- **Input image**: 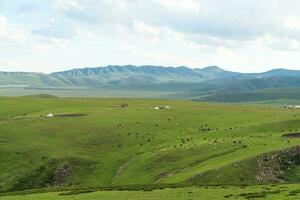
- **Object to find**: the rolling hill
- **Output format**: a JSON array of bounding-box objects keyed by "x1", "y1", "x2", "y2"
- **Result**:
[
  {"x1": 1, "y1": 96, "x2": 300, "y2": 199},
  {"x1": 0, "y1": 65, "x2": 277, "y2": 88},
  {"x1": 1, "y1": 65, "x2": 300, "y2": 102}
]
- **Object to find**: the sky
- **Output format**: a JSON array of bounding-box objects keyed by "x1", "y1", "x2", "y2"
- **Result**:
[{"x1": 1, "y1": 0, "x2": 300, "y2": 73}]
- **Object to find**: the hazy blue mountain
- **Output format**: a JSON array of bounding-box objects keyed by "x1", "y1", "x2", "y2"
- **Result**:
[
  {"x1": 211, "y1": 76, "x2": 300, "y2": 93},
  {"x1": 1, "y1": 65, "x2": 300, "y2": 102},
  {"x1": 256, "y1": 68, "x2": 300, "y2": 77},
  {"x1": 48, "y1": 65, "x2": 245, "y2": 88},
  {"x1": 51, "y1": 65, "x2": 243, "y2": 81},
  {"x1": 51, "y1": 65, "x2": 199, "y2": 77},
  {"x1": 0, "y1": 72, "x2": 69, "y2": 87},
  {"x1": 50, "y1": 65, "x2": 207, "y2": 86},
  {"x1": 194, "y1": 66, "x2": 243, "y2": 79}
]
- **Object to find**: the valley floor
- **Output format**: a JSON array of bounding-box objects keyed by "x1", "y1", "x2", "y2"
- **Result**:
[{"x1": 1, "y1": 184, "x2": 300, "y2": 200}]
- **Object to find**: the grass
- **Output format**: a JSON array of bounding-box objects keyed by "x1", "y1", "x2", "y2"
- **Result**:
[
  {"x1": 1, "y1": 96, "x2": 300, "y2": 199},
  {"x1": 1, "y1": 184, "x2": 300, "y2": 200},
  {"x1": 0, "y1": 88, "x2": 179, "y2": 98}
]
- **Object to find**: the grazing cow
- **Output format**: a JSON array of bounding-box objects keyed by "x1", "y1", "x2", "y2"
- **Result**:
[{"x1": 121, "y1": 103, "x2": 128, "y2": 108}]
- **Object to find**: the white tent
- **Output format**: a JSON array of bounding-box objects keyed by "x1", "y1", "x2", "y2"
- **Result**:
[
  {"x1": 154, "y1": 107, "x2": 159, "y2": 110},
  {"x1": 46, "y1": 113, "x2": 54, "y2": 118}
]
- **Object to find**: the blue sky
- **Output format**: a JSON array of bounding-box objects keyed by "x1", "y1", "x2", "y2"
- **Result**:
[{"x1": 1, "y1": 0, "x2": 300, "y2": 73}]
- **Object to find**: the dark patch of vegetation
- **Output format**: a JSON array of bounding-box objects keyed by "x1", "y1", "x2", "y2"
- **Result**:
[
  {"x1": 256, "y1": 146, "x2": 300, "y2": 183},
  {"x1": 238, "y1": 190, "x2": 281, "y2": 199},
  {"x1": 10, "y1": 159, "x2": 62, "y2": 191},
  {"x1": 224, "y1": 194, "x2": 233, "y2": 198},
  {"x1": 238, "y1": 191, "x2": 267, "y2": 199},
  {"x1": 54, "y1": 113, "x2": 87, "y2": 118},
  {"x1": 59, "y1": 189, "x2": 96, "y2": 196},
  {"x1": 282, "y1": 132, "x2": 300, "y2": 138},
  {"x1": 287, "y1": 189, "x2": 300, "y2": 196},
  {"x1": 9, "y1": 158, "x2": 95, "y2": 192},
  {"x1": 23, "y1": 94, "x2": 58, "y2": 98}
]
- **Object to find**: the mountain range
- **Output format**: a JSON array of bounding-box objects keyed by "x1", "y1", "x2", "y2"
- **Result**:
[{"x1": 1, "y1": 65, "x2": 300, "y2": 102}]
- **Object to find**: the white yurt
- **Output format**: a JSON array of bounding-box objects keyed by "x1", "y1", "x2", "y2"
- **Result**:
[{"x1": 46, "y1": 113, "x2": 54, "y2": 118}]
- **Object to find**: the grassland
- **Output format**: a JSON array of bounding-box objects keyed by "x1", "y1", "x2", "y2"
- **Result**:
[
  {"x1": 0, "y1": 87, "x2": 178, "y2": 98},
  {"x1": 2, "y1": 184, "x2": 300, "y2": 200},
  {"x1": 1, "y1": 96, "x2": 300, "y2": 199}
]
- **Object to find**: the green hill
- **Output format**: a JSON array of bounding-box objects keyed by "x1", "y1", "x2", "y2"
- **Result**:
[
  {"x1": 1, "y1": 96, "x2": 300, "y2": 196},
  {"x1": 197, "y1": 90, "x2": 300, "y2": 102}
]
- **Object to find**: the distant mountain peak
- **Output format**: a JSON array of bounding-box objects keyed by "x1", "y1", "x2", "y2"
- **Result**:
[
  {"x1": 193, "y1": 66, "x2": 240, "y2": 79},
  {"x1": 260, "y1": 68, "x2": 300, "y2": 77},
  {"x1": 200, "y1": 66, "x2": 225, "y2": 72}
]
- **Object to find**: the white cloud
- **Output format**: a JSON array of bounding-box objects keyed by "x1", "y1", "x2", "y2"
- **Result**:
[
  {"x1": 217, "y1": 47, "x2": 240, "y2": 61},
  {"x1": 114, "y1": 46, "x2": 203, "y2": 67},
  {"x1": 255, "y1": 34, "x2": 300, "y2": 51},
  {"x1": 52, "y1": 0, "x2": 83, "y2": 11},
  {"x1": 0, "y1": 60, "x2": 19, "y2": 69},
  {"x1": 134, "y1": 20, "x2": 159, "y2": 36},
  {"x1": 33, "y1": 44, "x2": 50, "y2": 53},
  {"x1": 154, "y1": 0, "x2": 201, "y2": 12},
  {"x1": 0, "y1": 15, "x2": 28, "y2": 42},
  {"x1": 284, "y1": 16, "x2": 300, "y2": 30},
  {"x1": 1, "y1": 0, "x2": 300, "y2": 72},
  {"x1": 0, "y1": 15, "x2": 7, "y2": 29}
]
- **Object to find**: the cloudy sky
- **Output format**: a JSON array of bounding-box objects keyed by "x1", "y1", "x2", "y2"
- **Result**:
[{"x1": 1, "y1": 0, "x2": 300, "y2": 73}]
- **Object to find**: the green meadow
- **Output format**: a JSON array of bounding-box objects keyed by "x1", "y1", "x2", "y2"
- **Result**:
[
  {"x1": 2, "y1": 184, "x2": 300, "y2": 200},
  {"x1": 1, "y1": 96, "x2": 300, "y2": 199}
]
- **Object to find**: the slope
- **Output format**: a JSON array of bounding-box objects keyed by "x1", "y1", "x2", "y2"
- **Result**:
[{"x1": 1, "y1": 97, "x2": 300, "y2": 193}]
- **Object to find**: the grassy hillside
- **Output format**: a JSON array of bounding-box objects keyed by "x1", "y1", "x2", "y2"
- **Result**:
[
  {"x1": 0, "y1": 88, "x2": 178, "y2": 98},
  {"x1": 196, "y1": 88, "x2": 300, "y2": 103},
  {"x1": 197, "y1": 91, "x2": 300, "y2": 102},
  {"x1": 1, "y1": 96, "x2": 300, "y2": 193}
]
